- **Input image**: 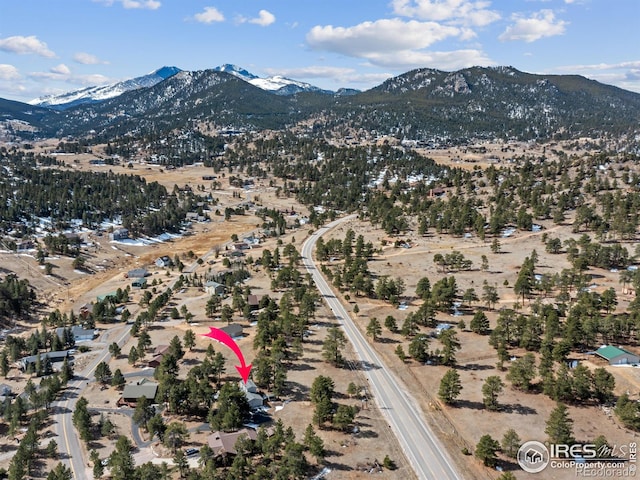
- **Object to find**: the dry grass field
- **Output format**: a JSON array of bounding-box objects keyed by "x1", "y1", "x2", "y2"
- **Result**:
[
  {"x1": 2, "y1": 144, "x2": 639, "y2": 479},
  {"x1": 320, "y1": 216, "x2": 640, "y2": 480}
]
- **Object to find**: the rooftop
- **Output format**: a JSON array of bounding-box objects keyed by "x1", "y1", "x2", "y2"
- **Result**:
[{"x1": 595, "y1": 345, "x2": 638, "y2": 360}]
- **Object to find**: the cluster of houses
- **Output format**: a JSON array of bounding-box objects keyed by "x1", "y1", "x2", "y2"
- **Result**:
[
  {"x1": 17, "y1": 326, "x2": 97, "y2": 372},
  {"x1": 115, "y1": 375, "x2": 267, "y2": 460}
]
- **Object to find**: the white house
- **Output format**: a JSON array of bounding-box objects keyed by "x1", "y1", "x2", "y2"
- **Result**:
[{"x1": 155, "y1": 256, "x2": 172, "y2": 268}]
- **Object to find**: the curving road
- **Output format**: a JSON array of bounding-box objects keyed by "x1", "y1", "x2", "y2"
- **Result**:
[{"x1": 302, "y1": 215, "x2": 461, "y2": 480}]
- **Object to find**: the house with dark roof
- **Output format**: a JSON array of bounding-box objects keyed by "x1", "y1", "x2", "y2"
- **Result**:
[
  {"x1": 147, "y1": 354, "x2": 164, "y2": 368},
  {"x1": 247, "y1": 295, "x2": 262, "y2": 311},
  {"x1": 126, "y1": 268, "x2": 148, "y2": 279},
  {"x1": 221, "y1": 324, "x2": 243, "y2": 339},
  {"x1": 55, "y1": 325, "x2": 97, "y2": 343},
  {"x1": 118, "y1": 378, "x2": 159, "y2": 406},
  {"x1": 594, "y1": 345, "x2": 640, "y2": 365},
  {"x1": 131, "y1": 278, "x2": 147, "y2": 289},
  {"x1": 19, "y1": 351, "x2": 70, "y2": 371},
  {"x1": 147, "y1": 345, "x2": 170, "y2": 368},
  {"x1": 207, "y1": 428, "x2": 257, "y2": 456}
]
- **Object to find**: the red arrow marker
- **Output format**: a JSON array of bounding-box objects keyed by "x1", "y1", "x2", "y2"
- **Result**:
[{"x1": 202, "y1": 327, "x2": 252, "y2": 383}]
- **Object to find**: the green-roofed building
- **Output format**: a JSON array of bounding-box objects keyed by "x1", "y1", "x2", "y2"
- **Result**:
[
  {"x1": 97, "y1": 291, "x2": 118, "y2": 302},
  {"x1": 594, "y1": 345, "x2": 639, "y2": 365}
]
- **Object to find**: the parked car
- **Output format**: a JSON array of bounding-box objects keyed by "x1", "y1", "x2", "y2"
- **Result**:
[{"x1": 184, "y1": 448, "x2": 199, "y2": 456}]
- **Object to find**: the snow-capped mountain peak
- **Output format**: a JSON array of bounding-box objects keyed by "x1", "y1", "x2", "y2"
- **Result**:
[
  {"x1": 213, "y1": 64, "x2": 258, "y2": 81},
  {"x1": 214, "y1": 64, "x2": 331, "y2": 95},
  {"x1": 30, "y1": 66, "x2": 181, "y2": 110}
]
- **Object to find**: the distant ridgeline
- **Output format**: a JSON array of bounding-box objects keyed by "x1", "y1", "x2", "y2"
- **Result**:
[{"x1": 2, "y1": 66, "x2": 640, "y2": 145}]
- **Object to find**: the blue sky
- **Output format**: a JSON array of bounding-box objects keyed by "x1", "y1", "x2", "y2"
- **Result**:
[{"x1": 1, "y1": 0, "x2": 639, "y2": 102}]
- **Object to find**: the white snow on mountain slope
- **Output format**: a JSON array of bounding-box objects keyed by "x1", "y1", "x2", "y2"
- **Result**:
[
  {"x1": 29, "y1": 64, "x2": 334, "y2": 110},
  {"x1": 250, "y1": 75, "x2": 314, "y2": 92},
  {"x1": 214, "y1": 64, "x2": 328, "y2": 94},
  {"x1": 213, "y1": 64, "x2": 258, "y2": 81},
  {"x1": 30, "y1": 66, "x2": 181, "y2": 110}
]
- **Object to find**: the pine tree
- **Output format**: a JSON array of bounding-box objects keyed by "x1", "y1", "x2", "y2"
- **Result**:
[
  {"x1": 475, "y1": 434, "x2": 500, "y2": 467},
  {"x1": 438, "y1": 369, "x2": 462, "y2": 404},
  {"x1": 322, "y1": 327, "x2": 346, "y2": 366},
  {"x1": 438, "y1": 328, "x2": 461, "y2": 366},
  {"x1": 183, "y1": 329, "x2": 196, "y2": 351},
  {"x1": 501, "y1": 428, "x2": 521, "y2": 458},
  {"x1": 506, "y1": 353, "x2": 536, "y2": 390},
  {"x1": 366, "y1": 317, "x2": 382, "y2": 341},
  {"x1": 470, "y1": 311, "x2": 490, "y2": 335},
  {"x1": 482, "y1": 376, "x2": 504, "y2": 410},
  {"x1": 545, "y1": 403, "x2": 574, "y2": 445},
  {"x1": 592, "y1": 367, "x2": 615, "y2": 403},
  {"x1": 111, "y1": 369, "x2": 126, "y2": 389}
]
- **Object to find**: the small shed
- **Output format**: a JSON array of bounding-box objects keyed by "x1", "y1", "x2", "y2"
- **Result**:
[{"x1": 594, "y1": 345, "x2": 640, "y2": 365}]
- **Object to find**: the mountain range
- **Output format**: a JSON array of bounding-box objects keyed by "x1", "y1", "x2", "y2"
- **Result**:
[
  {"x1": 29, "y1": 64, "x2": 333, "y2": 110},
  {"x1": 3, "y1": 64, "x2": 640, "y2": 145}
]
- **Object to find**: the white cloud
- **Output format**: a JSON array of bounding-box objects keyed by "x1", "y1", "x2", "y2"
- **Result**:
[
  {"x1": 249, "y1": 10, "x2": 276, "y2": 27},
  {"x1": 0, "y1": 81, "x2": 27, "y2": 97},
  {"x1": 306, "y1": 18, "x2": 492, "y2": 70},
  {"x1": 237, "y1": 10, "x2": 276, "y2": 27},
  {"x1": 559, "y1": 60, "x2": 640, "y2": 72},
  {"x1": 307, "y1": 18, "x2": 461, "y2": 57},
  {"x1": 0, "y1": 35, "x2": 55, "y2": 57},
  {"x1": 499, "y1": 10, "x2": 568, "y2": 43},
  {"x1": 265, "y1": 65, "x2": 355, "y2": 79},
  {"x1": 28, "y1": 64, "x2": 111, "y2": 86},
  {"x1": 122, "y1": 0, "x2": 160, "y2": 9},
  {"x1": 73, "y1": 52, "x2": 108, "y2": 65},
  {"x1": 392, "y1": 0, "x2": 500, "y2": 26},
  {"x1": 50, "y1": 64, "x2": 71, "y2": 75},
  {"x1": 0, "y1": 64, "x2": 20, "y2": 80},
  {"x1": 553, "y1": 60, "x2": 640, "y2": 92},
  {"x1": 95, "y1": 0, "x2": 161, "y2": 10},
  {"x1": 365, "y1": 48, "x2": 493, "y2": 70},
  {"x1": 74, "y1": 73, "x2": 111, "y2": 86},
  {"x1": 193, "y1": 6, "x2": 225, "y2": 24}
]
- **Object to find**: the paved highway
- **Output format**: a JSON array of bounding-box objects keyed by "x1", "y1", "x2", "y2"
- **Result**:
[
  {"x1": 53, "y1": 321, "x2": 134, "y2": 479},
  {"x1": 301, "y1": 215, "x2": 462, "y2": 480}
]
